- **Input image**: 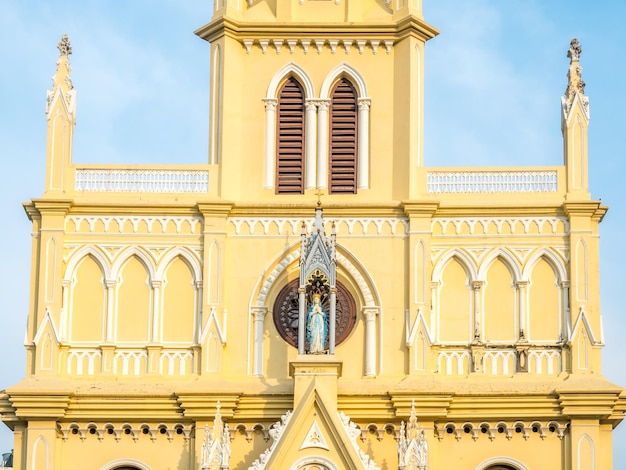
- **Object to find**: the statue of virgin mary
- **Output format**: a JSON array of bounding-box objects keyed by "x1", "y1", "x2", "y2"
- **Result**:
[{"x1": 306, "y1": 293, "x2": 328, "y2": 354}]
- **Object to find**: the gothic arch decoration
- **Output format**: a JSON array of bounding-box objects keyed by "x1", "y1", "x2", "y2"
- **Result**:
[
  {"x1": 99, "y1": 459, "x2": 152, "y2": 470},
  {"x1": 521, "y1": 247, "x2": 567, "y2": 282},
  {"x1": 267, "y1": 62, "x2": 315, "y2": 100},
  {"x1": 320, "y1": 62, "x2": 368, "y2": 99},
  {"x1": 474, "y1": 457, "x2": 528, "y2": 470},
  {"x1": 63, "y1": 249, "x2": 110, "y2": 344},
  {"x1": 264, "y1": 63, "x2": 316, "y2": 190},
  {"x1": 432, "y1": 249, "x2": 476, "y2": 344},
  {"x1": 289, "y1": 456, "x2": 339, "y2": 470},
  {"x1": 319, "y1": 62, "x2": 370, "y2": 190},
  {"x1": 432, "y1": 248, "x2": 478, "y2": 284},
  {"x1": 250, "y1": 241, "x2": 380, "y2": 310},
  {"x1": 111, "y1": 246, "x2": 157, "y2": 282},
  {"x1": 477, "y1": 248, "x2": 522, "y2": 282},
  {"x1": 522, "y1": 248, "x2": 567, "y2": 342},
  {"x1": 63, "y1": 245, "x2": 112, "y2": 283},
  {"x1": 155, "y1": 246, "x2": 202, "y2": 282}
]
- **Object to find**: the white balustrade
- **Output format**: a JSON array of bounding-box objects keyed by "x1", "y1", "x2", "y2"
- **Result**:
[
  {"x1": 437, "y1": 348, "x2": 561, "y2": 376},
  {"x1": 75, "y1": 169, "x2": 209, "y2": 193},
  {"x1": 427, "y1": 171, "x2": 558, "y2": 194}
]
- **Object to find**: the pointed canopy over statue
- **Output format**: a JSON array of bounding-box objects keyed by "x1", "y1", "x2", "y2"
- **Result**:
[{"x1": 297, "y1": 198, "x2": 338, "y2": 355}]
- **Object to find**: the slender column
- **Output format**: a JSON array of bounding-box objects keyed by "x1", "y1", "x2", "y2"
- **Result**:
[
  {"x1": 472, "y1": 281, "x2": 483, "y2": 342},
  {"x1": 151, "y1": 281, "x2": 161, "y2": 342},
  {"x1": 252, "y1": 307, "x2": 268, "y2": 375},
  {"x1": 316, "y1": 100, "x2": 330, "y2": 189},
  {"x1": 560, "y1": 281, "x2": 571, "y2": 341},
  {"x1": 516, "y1": 281, "x2": 529, "y2": 341},
  {"x1": 105, "y1": 280, "x2": 116, "y2": 342},
  {"x1": 357, "y1": 98, "x2": 371, "y2": 189},
  {"x1": 363, "y1": 307, "x2": 379, "y2": 376},
  {"x1": 305, "y1": 100, "x2": 318, "y2": 189},
  {"x1": 298, "y1": 288, "x2": 306, "y2": 354},
  {"x1": 60, "y1": 279, "x2": 70, "y2": 341},
  {"x1": 195, "y1": 280, "x2": 203, "y2": 344},
  {"x1": 430, "y1": 281, "x2": 439, "y2": 341},
  {"x1": 263, "y1": 98, "x2": 278, "y2": 189},
  {"x1": 329, "y1": 288, "x2": 337, "y2": 354}
]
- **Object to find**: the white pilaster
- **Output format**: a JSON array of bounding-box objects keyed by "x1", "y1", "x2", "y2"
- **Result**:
[
  {"x1": 305, "y1": 100, "x2": 318, "y2": 189},
  {"x1": 363, "y1": 307, "x2": 379, "y2": 376},
  {"x1": 316, "y1": 99, "x2": 330, "y2": 189},
  {"x1": 252, "y1": 307, "x2": 268, "y2": 375},
  {"x1": 263, "y1": 99, "x2": 278, "y2": 189},
  {"x1": 357, "y1": 98, "x2": 371, "y2": 189}
]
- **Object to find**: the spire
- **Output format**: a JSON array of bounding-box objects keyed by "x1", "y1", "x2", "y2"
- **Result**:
[
  {"x1": 563, "y1": 38, "x2": 588, "y2": 117},
  {"x1": 44, "y1": 34, "x2": 76, "y2": 194},
  {"x1": 398, "y1": 400, "x2": 428, "y2": 470},
  {"x1": 561, "y1": 38, "x2": 590, "y2": 199},
  {"x1": 201, "y1": 402, "x2": 231, "y2": 470}
]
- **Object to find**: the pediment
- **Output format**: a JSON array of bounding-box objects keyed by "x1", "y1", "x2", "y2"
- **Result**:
[{"x1": 249, "y1": 379, "x2": 379, "y2": 470}]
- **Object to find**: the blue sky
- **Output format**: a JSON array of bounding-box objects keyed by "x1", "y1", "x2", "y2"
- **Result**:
[{"x1": 1, "y1": 0, "x2": 625, "y2": 462}]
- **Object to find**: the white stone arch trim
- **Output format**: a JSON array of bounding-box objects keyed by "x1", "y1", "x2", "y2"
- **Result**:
[
  {"x1": 111, "y1": 246, "x2": 157, "y2": 282},
  {"x1": 100, "y1": 459, "x2": 152, "y2": 470},
  {"x1": 250, "y1": 242, "x2": 380, "y2": 309},
  {"x1": 63, "y1": 245, "x2": 112, "y2": 282},
  {"x1": 432, "y1": 248, "x2": 478, "y2": 283},
  {"x1": 266, "y1": 62, "x2": 315, "y2": 99},
  {"x1": 31, "y1": 435, "x2": 49, "y2": 470},
  {"x1": 155, "y1": 246, "x2": 202, "y2": 282},
  {"x1": 290, "y1": 456, "x2": 339, "y2": 470},
  {"x1": 319, "y1": 62, "x2": 370, "y2": 189},
  {"x1": 577, "y1": 433, "x2": 595, "y2": 470},
  {"x1": 320, "y1": 62, "x2": 368, "y2": 99},
  {"x1": 477, "y1": 248, "x2": 522, "y2": 282},
  {"x1": 521, "y1": 247, "x2": 568, "y2": 282},
  {"x1": 474, "y1": 456, "x2": 528, "y2": 470}
]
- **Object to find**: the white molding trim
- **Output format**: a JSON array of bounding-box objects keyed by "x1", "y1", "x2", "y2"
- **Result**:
[
  {"x1": 100, "y1": 459, "x2": 152, "y2": 470},
  {"x1": 266, "y1": 62, "x2": 315, "y2": 99},
  {"x1": 474, "y1": 456, "x2": 528, "y2": 470}
]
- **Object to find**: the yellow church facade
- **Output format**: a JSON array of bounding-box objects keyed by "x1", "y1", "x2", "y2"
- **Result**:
[{"x1": 2, "y1": 1, "x2": 624, "y2": 469}]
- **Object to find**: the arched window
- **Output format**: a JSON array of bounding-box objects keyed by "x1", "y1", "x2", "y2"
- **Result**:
[
  {"x1": 276, "y1": 77, "x2": 305, "y2": 193},
  {"x1": 329, "y1": 78, "x2": 358, "y2": 193}
]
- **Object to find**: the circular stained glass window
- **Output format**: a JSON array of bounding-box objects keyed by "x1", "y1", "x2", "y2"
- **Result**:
[{"x1": 273, "y1": 278, "x2": 357, "y2": 349}]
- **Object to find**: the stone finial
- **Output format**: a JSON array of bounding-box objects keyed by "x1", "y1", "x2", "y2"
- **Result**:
[
  {"x1": 201, "y1": 402, "x2": 231, "y2": 470},
  {"x1": 57, "y1": 34, "x2": 72, "y2": 56},
  {"x1": 563, "y1": 38, "x2": 588, "y2": 115},
  {"x1": 398, "y1": 400, "x2": 428, "y2": 470},
  {"x1": 567, "y1": 38, "x2": 581, "y2": 62}
]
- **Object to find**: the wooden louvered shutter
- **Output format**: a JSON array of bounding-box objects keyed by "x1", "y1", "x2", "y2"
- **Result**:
[
  {"x1": 329, "y1": 78, "x2": 358, "y2": 194},
  {"x1": 276, "y1": 78, "x2": 305, "y2": 194}
]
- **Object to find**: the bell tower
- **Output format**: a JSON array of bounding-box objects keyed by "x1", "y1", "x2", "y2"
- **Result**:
[{"x1": 195, "y1": 0, "x2": 438, "y2": 202}]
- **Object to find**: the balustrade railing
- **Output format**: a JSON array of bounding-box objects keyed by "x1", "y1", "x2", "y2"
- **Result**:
[
  {"x1": 75, "y1": 168, "x2": 209, "y2": 193},
  {"x1": 427, "y1": 170, "x2": 558, "y2": 194},
  {"x1": 437, "y1": 347, "x2": 562, "y2": 376},
  {"x1": 66, "y1": 347, "x2": 196, "y2": 376}
]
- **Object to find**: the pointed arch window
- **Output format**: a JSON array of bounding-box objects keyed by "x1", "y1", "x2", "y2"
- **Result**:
[
  {"x1": 276, "y1": 77, "x2": 305, "y2": 193},
  {"x1": 329, "y1": 78, "x2": 358, "y2": 193}
]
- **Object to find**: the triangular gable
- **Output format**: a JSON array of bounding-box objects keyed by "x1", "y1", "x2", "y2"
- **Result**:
[
  {"x1": 199, "y1": 306, "x2": 227, "y2": 345},
  {"x1": 302, "y1": 233, "x2": 334, "y2": 280},
  {"x1": 569, "y1": 306, "x2": 601, "y2": 346},
  {"x1": 406, "y1": 307, "x2": 433, "y2": 346},
  {"x1": 249, "y1": 378, "x2": 380, "y2": 470},
  {"x1": 32, "y1": 307, "x2": 61, "y2": 345}
]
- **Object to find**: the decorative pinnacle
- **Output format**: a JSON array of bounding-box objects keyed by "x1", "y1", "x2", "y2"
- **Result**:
[
  {"x1": 563, "y1": 38, "x2": 587, "y2": 113},
  {"x1": 57, "y1": 34, "x2": 72, "y2": 56},
  {"x1": 567, "y1": 38, "x2": 581, "y2": 63}
]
